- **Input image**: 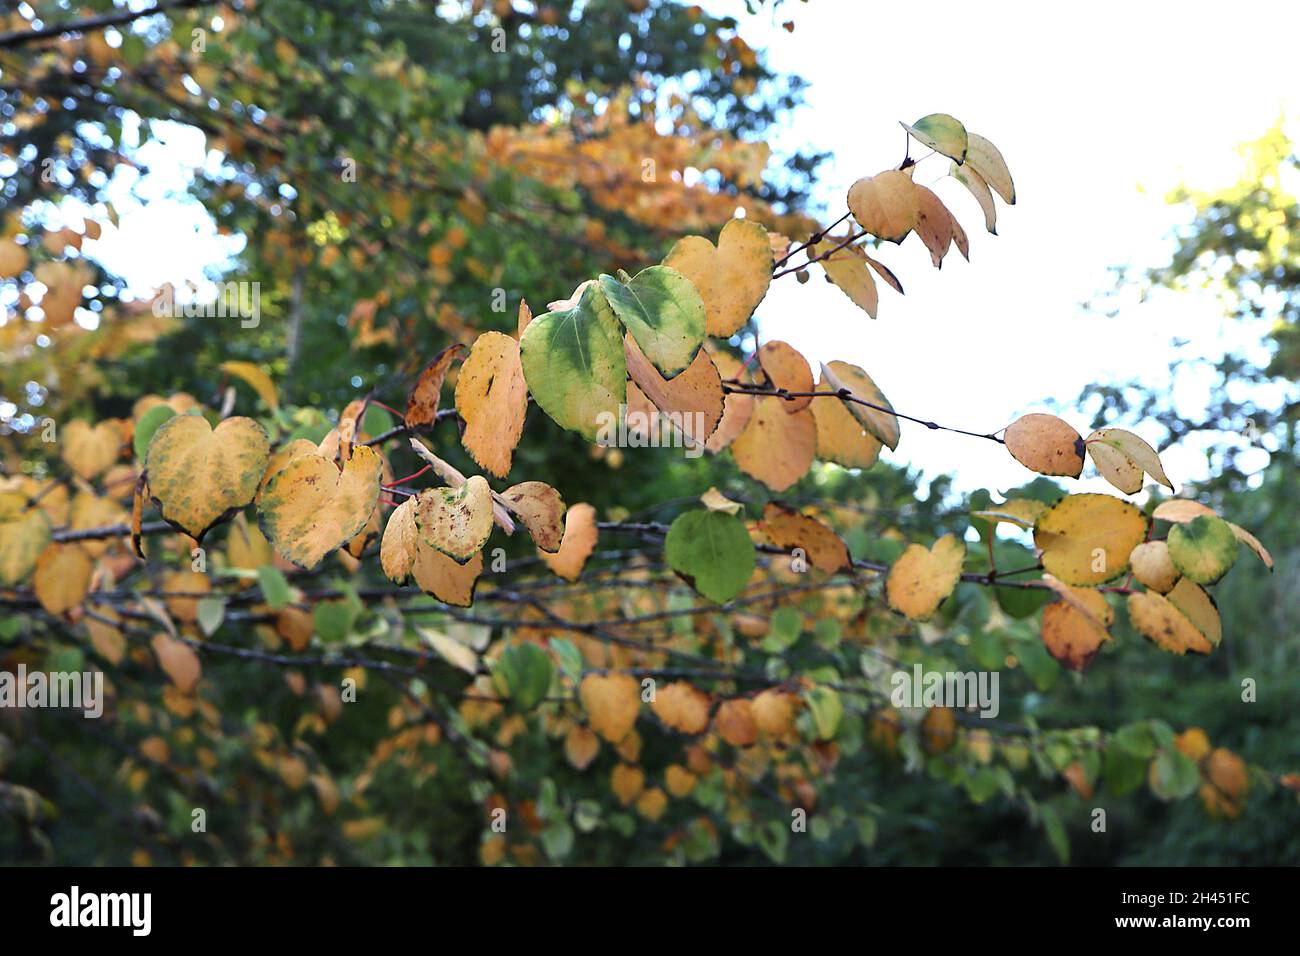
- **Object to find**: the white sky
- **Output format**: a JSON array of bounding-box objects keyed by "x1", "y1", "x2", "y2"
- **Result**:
[{"x1": 65, "y1": 0, "x2": 1299, "y2": 497}]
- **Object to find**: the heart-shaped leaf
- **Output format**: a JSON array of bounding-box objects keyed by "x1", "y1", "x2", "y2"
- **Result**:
[
  {"x1": 599, "y1": 266, "x2": 705, "y2": 378},
  {"x1": 257, "y1": 445, "x2": 382, "y2": 569},
  {"x1": 662, "y1": 218, "x2": 772, "y2": 338},
  {"x1": 146, "y1": 414, "x2": 271, "y2": 540},
  {"x1": 519, "y1": 282, "x2": 626, "y2": 441}
]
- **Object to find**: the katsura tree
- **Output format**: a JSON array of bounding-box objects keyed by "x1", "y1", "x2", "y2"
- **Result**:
[{"x1": 1, "y1": 4, "x2": 1295, "y2": 865}]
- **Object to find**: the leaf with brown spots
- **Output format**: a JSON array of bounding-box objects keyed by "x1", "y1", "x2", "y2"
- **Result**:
[
  {"x1": 145, "y1": 414, "x2": 270, "y2": 541},
  {"x1": 1039, "y1": 577, "x2": 1113, "y2": 671},
  {"x1": 1127, "y1": 590, "x2": 1215, "y2": 655},
  {"x1": 759, "y1": 503, "x2": 851, "y2": 573},
  {"x1": 257, "y1": 445, "x2": 382, "y2": 569},
  {"x1": 499, "y1": 481, "x2": 566, "y2": 553},
  {"x1": 1004, "y1": 413, "x2": 1084, "y2": 478},
  {"x1": 455, "y1": 331, "x2": 528, "y2": 478},
  {"x1": 413, "y1": 475, "x2": 494, "y2": 563}
]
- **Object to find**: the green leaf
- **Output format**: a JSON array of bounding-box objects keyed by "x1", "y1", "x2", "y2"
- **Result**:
[
  {"x1": 598, "y1": 266, "x2": 705, "y2": 378},
  {"x1": 1103, "y1": 744, "x2": 1148, "y2": 796},
  {"x1": 549, "y1": 637, "x2": 584, "y2": 683},
  {"x1": 664, "y1": 509, "x2": 756, "y2": 604},
  {"x1": 196, "y1": 596, "x2": 225, "y2": 636},
  {"x1": 1149, "y1": 748, "x2": 1200, "y2": 801},
  {"x1": 493, "y1": 642, "x2": 554, "y2": 711},
  {"x1": 805, "y1": 686, "x2": 843, "y2": 741},
  {"x1": 901, "y1": 113, "x2": 969, "y2": 164},
  {"x1": 313, "y1": 600, "x2": 356, "y2": 644},
  {"x1": 1039, "y1": 805, "x2": 1070, "y2": 864},
  {"x1": 1167, "y1": 514, "x2": 1238, "y2": 584},
  {"x1": 256, "y1": 564, "x2": 291, "y2": 610},
  {"x1": 133, "y1": 405, "x2": 176, "y2": 461},
  {"x1": 519, "y1": 282, "x2": 626, "y2": 440}
]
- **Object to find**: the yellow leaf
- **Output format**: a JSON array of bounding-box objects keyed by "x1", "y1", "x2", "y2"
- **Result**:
[
  {"x1": 757, "y1": 340, "x2": 813, "y2": 413},
  {"x1": 1127, "y1": 590, "x2": 1215, "y2": 655},
  {"x1": 662, "y1": 218, "x2": 773, "y2": 338},
  {"x1": 812, "y1": 238, "x2": 878, "y2": 318},
  {"x1": 751, "y1": 688, "x2": 796, "y2": 737},
  {"x1": 455, "y1": 331, "x2": 528, "y2": 478},
  {"x1": 379, "y1": 497, "x2": 418, "y2": 582},
  {"x1": 1165, "y1": 577, "x2": 1222, "y2": 649},
  {"x1": 62, "y1": 419, "x2": 123, "y2": 481},
  {"x1": 411, "y1": 540, "x2": 482, "y2": 607},
  {"x1": 759, "y1": 502, "x2": 851, "y2": 573},
  {"x1": 579, "y1": 673, "x2": 641, "y2": 743},
  {"x1": 731, "y1": 396, "x2": 815, "y2": 492},
  {"x1": 847, "y1": 169, "x2": 919, "y2": 243},
  {"x1": 951, "y1": 160, "x2": 997, "y2": 234},
  {"x1": 714, "y1": 698, "x2": 757, "y2": 747},
  {"x1": 966, "y1": 132, "x2": 1016, "y2": 205},
  {"x1": 258, "y1": 445, "x2": 382, "y2": 569},
  {"x1": 33, "y1": 543, "x2": 93, "y2": 615},
  {"x1": 146, "y1": 414, "x2": 270, "y2": 541},
  {"x1": 0, "y1": 492, "x2": 51, "y2": 586},
  {"x1": 1034, "y1": 493, "x2": 1146, "y2": 586},
  {"x1": 540, "y1": 503, "x2": 598, "y2": 581},
  {"x1": 1129, "y1": 540, "x2": 1179, "y2": 593},
  {"x1": 623, "y1": 336, "x2": 724, "y2": 450},
  {"x1": 413, "y1": 475, "x2": 494, "y2": 563},
  {"x1": 819, "y1": 360, "x2": 900, "y2": 450},
  {"x1": 419, "y1": 626, "x2": 481, "y2": 675},
  {"x1": 564, "y1": 724, "x2": 600, "y2": 770},
  {"x1": 151, "y1": 632, "x2": 202, "y2": 692},
  {"x1": 219, "y1": 360, "x2": 279, "y2": 410},
  {"x1": 1085, "y1": 427, "x2": 1173, "y2": 494},
  {"x1": 885, "y1": 534, "x2": 966, "y2": 621},
  {"x1": 611, "y1": 763, "x2": 645, "y2": 806}
]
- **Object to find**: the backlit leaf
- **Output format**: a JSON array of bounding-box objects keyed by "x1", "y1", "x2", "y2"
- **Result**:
[
  {"x1": 599, "y1": 266, "x2": 705, "y2": 378},
  {"x1": 519, "y1": 282, "x2": 626, "y2": 441},
  {"x1": 662, "y1": 218, "x2": 773, "y2": 337}
]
